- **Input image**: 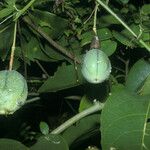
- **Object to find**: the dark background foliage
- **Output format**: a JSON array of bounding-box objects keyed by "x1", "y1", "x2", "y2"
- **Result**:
[{"x1": 0, "y1": 0, "x2": 150, "y2": 149}]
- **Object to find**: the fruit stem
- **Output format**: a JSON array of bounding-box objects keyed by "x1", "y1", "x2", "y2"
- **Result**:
[
  {"x1": 9, "y1": 21, "x2": 17, "y2": 71},
  {"x1": 90, "y1": 1, "x2": 100, "y2": 49},
  {"x1": 93, "y1": 1, "x2": 99, "y2": 36},
  {"x1": 51, "y1": 102, "x2": 104, "y2": 134}
]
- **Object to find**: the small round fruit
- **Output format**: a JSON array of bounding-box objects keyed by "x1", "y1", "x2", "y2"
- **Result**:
[
  {"x1": 81, "y1": 49, "x2": 111, "y2": 84},
  {"x1": 0, "y1": 70, "x2": 28, "y2": 115}
]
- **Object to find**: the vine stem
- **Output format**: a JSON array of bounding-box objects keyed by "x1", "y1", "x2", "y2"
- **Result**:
[
  {"x1": 23, "y1": 16, "x2": 81, "y2": 64},
  {"x1": 35, "y1": 60, "x2": 49, "y2": 78},
  {"x1": 9, "y1": 21, "x2": 17, "y2": 71},
  {"x1": 96, "y1": 0, "x2": 150, "y2": 52},
  {"x1": 14, "y1": 0, "x2": 36, "y2": 20},
  {"x1": 51, "y1": 102, "x2": 104, "y2": 134}
]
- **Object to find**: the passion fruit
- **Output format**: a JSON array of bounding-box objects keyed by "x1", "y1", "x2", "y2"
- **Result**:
[
  {"x1": 0, "y1": 70, "x2": 28, "y2": 115},
  {"x1": 81, "y1": 49, "x2": 111, "y2": 84}
]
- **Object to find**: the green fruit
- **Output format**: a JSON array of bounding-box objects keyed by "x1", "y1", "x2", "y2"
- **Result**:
[
  {"x1": 81, "y1": 49, "x2": 111, "y2": 84},
  {"x1": 0, "y1": 70, "x2": 28, "y2": 115}
]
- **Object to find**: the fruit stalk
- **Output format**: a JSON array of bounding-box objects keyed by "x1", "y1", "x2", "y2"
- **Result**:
[{"x1": 9, "y1": 21, "x2": 17, "y2": 71}]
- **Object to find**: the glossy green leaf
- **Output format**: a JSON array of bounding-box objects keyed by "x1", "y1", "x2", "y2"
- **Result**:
[
  {"x1": 100, "y1": 15, "x2": 121, "y2": 26},
  {"x1": 33, "y1": 0, "x2": 53, "y2": 7},
  {"x1": 114, "y1": 0, "x2": 129, "y2": 4},
  {"x1": 112, "y1": 30, "x2": 136, "y2": 47},
  {"x1": 81, "y1": 28, "x2": 112, "y2": 47},
  {"x1": 139, "y1": 27, "x2": 150, "y2": 41},
  {"x1": 138, "y1": 75, "x2": 150, "y2": 96},
  {"x1": 31, "y1": 134, "x2": 69, "y2": 150},
  {"x1": 69, "y1": 38, "x2": 82, "y2": 56},
  {"x1": 113, "y1": 24, "x2": 150, "y2": 47},
  {"x1": 62, "y1": 114, "x2": 100, "y2": 146},
  {"x1": 101, "y1": 85, "x2": 150, "y2": 150},
  {"x1": 30, "y1": 9, "x2": 68, "y2": 39},
  {"x1": 40, "y1": 122, "x2": 49, "y2": 135},
  {"x1": 97, "y1": 28, "x2": 113, "y2": 41},
  {"x1": 0, "y1": 24, "x2": 14, "y2": 60},
  {"x1": 38, "y1": 63, "x2": 84, "y2": 92},
  {"x1": 101, "y1": 40, "x2": 117, "y2": 56},
  {"x1": 141, "y1": 4, "x2": 150, "y2": 15},
  {"x1": 43, "y1": 44, "x2": 66, "y2": 61},
  {"x1": 0, "y1": 8, "x2": 14, "y2": 19},
  {"x1": 12, "y1": 57, "x2": 21, "y2": 70},
  {"x1": 78, "y1": 95, "x2": 93, "y2": 112},
  {"x1": 126, "y1": 59, "x2": 150, "y2": 93},
  {"x1": 5, "y1": 0, "x2": 16, "y2": 7},
  {"x1": 23, "y1": 37, "x2": 51, "y2": 61},
  {"x1": 0, "y1": 139, "x2": 28, "y2": 150}
]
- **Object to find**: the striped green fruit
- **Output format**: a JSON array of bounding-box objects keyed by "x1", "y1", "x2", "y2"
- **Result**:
[
  {"x1": 0, "y1": 70, "x2": 28, "y2": 115},
  {"x1": 81, "y1": 49, "x2": 111, "y2": 84}
]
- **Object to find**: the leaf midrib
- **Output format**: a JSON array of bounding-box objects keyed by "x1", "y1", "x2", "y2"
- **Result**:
[{"x1": 141, "y1": 101, "x2": 150, "y2": 150}]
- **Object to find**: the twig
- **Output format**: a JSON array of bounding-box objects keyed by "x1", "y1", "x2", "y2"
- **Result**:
[
  {"x1": 28, "y1": 92, "x2": 39, "y2": 96},
  {"x1": 96, "y1": 0, "x2": 150, "y2": 52},
  {"x1": 116, "y1": 55, "x2": 126, "y2": 64},
  {"x1": 115, "y1": 74, "x2": 125, "y2": 79},
  {"x1": 83, "y1": 8, "x2": 95, "y2": 25},
  {"x1": 125, "y1": 59, "x2": 129, "y2": 80},
  {"x1": 113, "y1": 66, "x2": 125, "y2": 73},
  {"x1": 0, "y1": 14, "x2": 14, "y2": 25},
  {"x1": 35, "y1": 60, "x2": 49, "y2": 78},
  {"x1": 51, "y1": 102, "x2": 104, "y2": 134},
  {"x1": 9, "y1": 21, "x2": 17, "y2": 70},
  {"x1": 23, "y1": 16, "x2": 81, "y2": 64},
  {"x1": 25, "y1": 97, "x2": 41, "y2": 104}
]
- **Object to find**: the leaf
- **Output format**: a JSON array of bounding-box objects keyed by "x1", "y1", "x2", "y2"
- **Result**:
[
  {"x1": 99, "y1": 15, "x2": 121, "y2": 26},
  {"x1": 141, "y1": 4, "x2": 150, "y2": 15},
  {"x1": 0, "y1": 8, "x2": 14, "y2": 19},
  {"x1": 38, "y1": 63, "x2": 85, "y2": 92},
  {"x1": 62, "y1": 114, "x2": 100, "y2": 146},
  {"x1": 78, "y1": 95, "x2": 93, "y2": 112},
  {"x1": 23, "y1": 37, "x2": 51, "y2": 61},
  {"x1": 112, "y1": 30, "x2": 136, "y2": 47},
  {"x1": 0, "y1": 139, "x2": 28, "y2": 150},
  {"x1": 5, "y1": 0, "x2": 16, "y2": 7},
  {"x1": 97, "y1": 28, "x2": 113, "y2": 41},
  {"x1": 101, "y1": 40, "x2": 117, "y2": 56},
  {"x1": 113, "y1": 24, "x2": 150, "y2": 47},
  {"x1": 0, "y1": 24, "x2": 14, "y2": 60},
  {"x1": 39, "y1": 122, "x2": 49, "y2": 135},
  {"x1": 126, "y1": 59, "x2": 150, "y2": 93},
  {"x1": 138, "y1": 75, "x2": 150, "y2": 96},
  {"x1": 69, "y1": 38, "x2": 82, "y2": 56},
  {"x1": 31, "y1": 134, "x2": 69, "y2": 150},
  {"x1": 30, "y1": 9, "x2": 68, "y2": 39},
  {"x1": 114, "y1": 0, "x2": 129, "y2": 4},
  {"x1": 101, "y1": 85, "x2": 150, "y2": 150},
  {"x1": 81, "y1": 28, "x2": 112, "y2": 47},
  {"x1": 13, "y1": 57, "x2": 21, "y2": 70},
  {"x1": 43, "y1": 44, "x2": 66, "y2": 61},
  {"x1": 33, "y1": 0, "x2": 53, "y2": 7}
]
